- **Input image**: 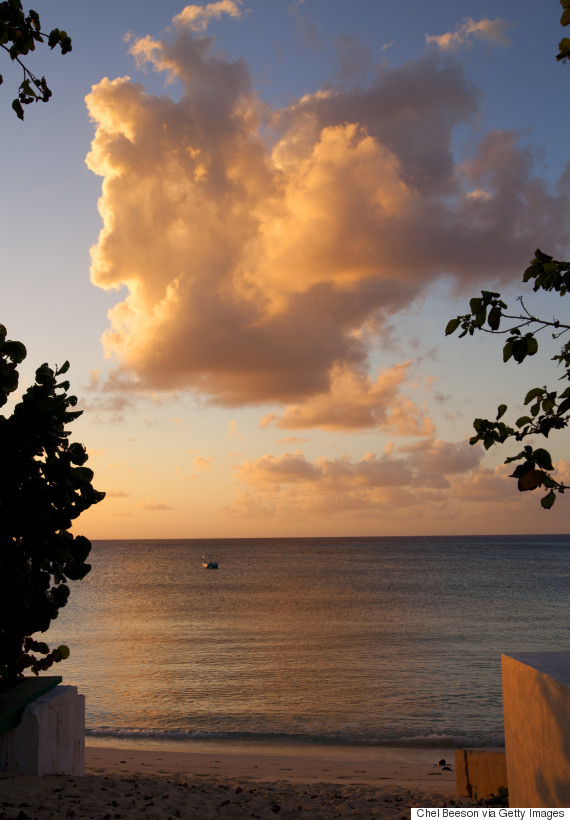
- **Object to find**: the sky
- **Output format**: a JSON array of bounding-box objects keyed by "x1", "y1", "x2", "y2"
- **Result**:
[{"x1": 1, "y1": 0, "x2": 570, "y2": 539}]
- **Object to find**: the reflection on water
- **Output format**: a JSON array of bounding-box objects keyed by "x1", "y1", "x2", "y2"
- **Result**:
[{"x1": 45, "y1": 535, "x2": 569, "y2": 746}]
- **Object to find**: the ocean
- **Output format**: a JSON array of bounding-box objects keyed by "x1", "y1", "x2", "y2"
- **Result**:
[{"x1": 44, "y1": 535, "x2": 569, "y2": 750}]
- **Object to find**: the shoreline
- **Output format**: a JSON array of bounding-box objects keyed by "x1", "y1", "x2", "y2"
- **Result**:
[
  {"x1": 0, "y1": 742, "x2": 473, "y2": 819},
  {"x1": 85, "y1": 739, "x2": 459, "y2": 790}
]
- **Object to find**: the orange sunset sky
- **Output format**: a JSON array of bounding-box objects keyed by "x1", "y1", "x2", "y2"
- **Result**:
[{"x1": 2, "y1": 1, "x2": 570, "y2": 538}]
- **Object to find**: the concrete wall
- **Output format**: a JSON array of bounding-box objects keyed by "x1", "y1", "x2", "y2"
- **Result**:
[
  {"x1": 455, "y1": 748, "x2": 507, "y2": 799},
  {"x1": 0, "y1": 685, "x2": 85, "y2": 775},
  {"x1": 502, "y1": 652, "x2": 570, "y2": 808}
]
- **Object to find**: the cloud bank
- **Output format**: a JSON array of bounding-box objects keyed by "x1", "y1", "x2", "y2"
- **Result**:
[
  {"x1": 86, "y1": 15, "x2": 569, "y2": 430},
  {"x1": 225, "y1": 439, "x2": 485, "y2": 520}
]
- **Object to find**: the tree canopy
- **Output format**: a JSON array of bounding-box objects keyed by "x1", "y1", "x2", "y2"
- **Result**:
[
  {"x1": 0, "y1": 329, "x2": 105, "y2": 681},
  {"x1": 0, "y1": 0, "x2": 71, "y2": 119},
  {"x1": 0, "y1": 4, "x2": 104, "y2": 683}
]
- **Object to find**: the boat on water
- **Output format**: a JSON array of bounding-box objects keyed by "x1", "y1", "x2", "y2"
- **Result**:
[{"x1": 202, "y1": 555, "x2": 219, "y2": 569}]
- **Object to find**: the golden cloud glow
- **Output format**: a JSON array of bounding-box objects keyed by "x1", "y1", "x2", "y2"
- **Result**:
[
  {"x1": 173, "y1": 1, "x2": 244, "y2": 32},
  {"x1": 260, "y1": 362, "x2": 435, "y2": 434},
  {"x1": 85, "y1": 16, "x2": 569, "y2": 425}
]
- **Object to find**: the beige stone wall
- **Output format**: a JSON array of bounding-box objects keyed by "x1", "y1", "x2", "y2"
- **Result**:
[
  {"x1": 502, "y1": 652, "x2": 570, "y2": 808},
  {"x1": 455, "y1": 748, "x2": 507, "y2": 799},
  {"x1": 0, "y1": 685, "x2": 84, "y2": 775}
]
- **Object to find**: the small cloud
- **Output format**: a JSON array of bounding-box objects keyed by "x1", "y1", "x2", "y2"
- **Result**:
[
  {"x1": 228, "y1": 420, "x2": 243, "y2": 439},
  {"x1": 194, "y1": 456, "x2": 214, "y2": 470},
  {"x1": 466, "y1": 189, "x2": 491, "y2": 201},
  {"x1": 173, "y1": 1, "x2": 244, "y2": 32},
  {"x1": 107, "y1": 490, "x2": 130, "y2": 498},
  {"x1": 137, "y1": 499, "x2": 176, "y2": 511},
  {"x1": 86, "y1": 370, "x2": 101, "y2": 390},
  {"x1": 87, "y1": 448, "x2": 107, "y2": 458},
  {"x1": 143, "y1": 416, "x2": 159, "y2": 427},
  {"x1": 277, "y1": 436, "x2": 309, "y2": 445},
  {"x1": 426, "y1": 17, "x2": 513, "y2": 51},
  {"x1": 176, "y1": 465, "x2": 197, "y2": 481},
  {"x1": 259, "y1": 413, "x2": 278, "y2": 430},
  {"x1": 381, "y1": 41, "x2": 395, "y2": 51}
]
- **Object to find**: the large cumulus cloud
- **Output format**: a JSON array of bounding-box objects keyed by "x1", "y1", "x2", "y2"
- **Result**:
[{"x1": 86, "y1": 12, "x2": 570, "y2": 426}]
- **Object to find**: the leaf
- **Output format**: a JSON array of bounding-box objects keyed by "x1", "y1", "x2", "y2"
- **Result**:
[
  {"x1": 533, "y1": 448, "x2": 554, "y2": 471},
  {"x1": 515, "y1": 416, "x2": 532, "y2": 428},
  {"x1": 530, "y1": 401, "x2": 541, "y2": 417},
  {"x1": 524, "y1": 387, "x2": 544, "y2": 405},
  {"x1": 557, "y1": 37, "x2": 570, "y2": 60},
  {"x1": 2, "y1": 340, "x2": 27, "y2": 363},
  {"x1": 562, "y1": 0, "x2": 570, "y2": 10},
  {"x1": 487, "y1": 306, "x2": 501, "y2": 331},
  {"x1": 56, "y1": 645, "x2": 70, "y2": 660},
  {"x1": 518, "y1": 469, "x2": 545, "y2": 492},
  {"x1": 512, "y1": 339, "x2": 528, "y2": 363},
  {"x1": 556, "y1": 396, "x2": 570, "y2": 416},
  {"x1": 511, "y1": 462, "x2": 533, "y2": 479},
  {"x1": 445, "y1": 317, "x2": 461, "y2": 336},
  {"x1": 541, "y1": 491, "x2": 556, "y2": 509},
  {"x1": 535, "y1": 249, "x2": 553, "y2": 262},
  {"x1": 29, "y1": 9, "x2": 41, "y2": 30},
  {"x1": 503, "y1": 341, "x2": 513, "y2": 363},
  {"x1": 12, "y1": 98, "x2": 24, "y2": 120},
  {"x1": 72, "y1": 466, "x2": 94, "y2": 484},
  {"x1": 526, "y1": 336, "x2": 538, "y2": 356},
  {"x1": 496, "y1": 404, "x2": 507, "y2": 420},
  {"x1": 561, "y1": 7, "x2": 570, "y2": 25}
]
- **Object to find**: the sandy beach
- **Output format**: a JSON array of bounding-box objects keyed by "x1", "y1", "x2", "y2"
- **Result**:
[{"x1": 0, "y1": 741, "x2": 474, "y2": 818}]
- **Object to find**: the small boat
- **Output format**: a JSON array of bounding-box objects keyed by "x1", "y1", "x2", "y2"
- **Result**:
[{"x1": 202, "y1": 555, "x2": 219, "y2": 569}]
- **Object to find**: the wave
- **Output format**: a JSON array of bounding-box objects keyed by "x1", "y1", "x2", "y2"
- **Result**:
[{"x1": 86, "y1": 727, "x2": 505, "y2": 749}]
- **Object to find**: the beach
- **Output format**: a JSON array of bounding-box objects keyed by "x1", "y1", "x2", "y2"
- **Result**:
[{"x1": 0, "y1": 741, "x2": 473, "y2": 818}]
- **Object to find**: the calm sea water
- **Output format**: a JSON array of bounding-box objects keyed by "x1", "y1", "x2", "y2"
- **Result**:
[{"x1": 44, "y1": 535, "x2": 569, "y2": 749}]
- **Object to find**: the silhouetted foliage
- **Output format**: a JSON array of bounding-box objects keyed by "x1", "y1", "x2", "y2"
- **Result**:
[
  {"x1": 446, "y1": 5, "x2": 570, "y2": 510},
  {"x1": 0, "y1": 0, "x2": 71, "y2": 119},
  {"x1": 447, "y1": 256, "x2": 570, "y2": 510},
  {"x1": 0, "y1": 327, "x2": 105, "y2": 681}
]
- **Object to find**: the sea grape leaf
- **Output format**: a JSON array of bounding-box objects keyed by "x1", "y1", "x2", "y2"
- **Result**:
[
  {"x1": 445, "y1": 318, "x2": 461, "y2": 336},
  {"x1": 541, "y1": 491, "x2": 557, "y2": 509},
  {"x1": 533, "y1": 448, "x2": 554, "y2": 471},
  {"x1": 524, "y1": 387, "x2": 544, "y2": 405},
  {"x1": 518, "y1": 469, "x2": 545, "y2": 492}
]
